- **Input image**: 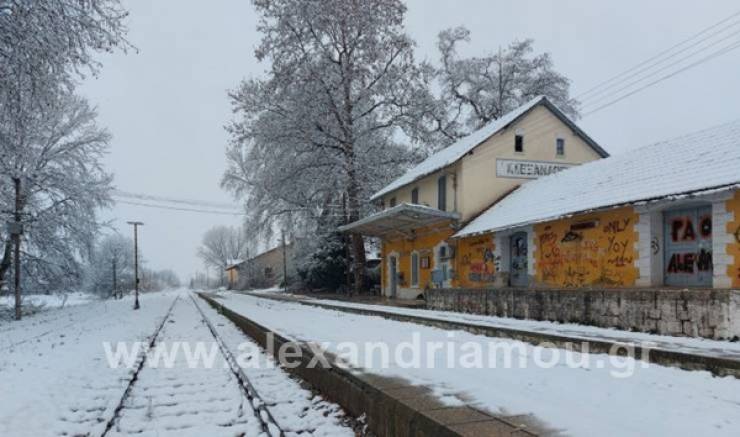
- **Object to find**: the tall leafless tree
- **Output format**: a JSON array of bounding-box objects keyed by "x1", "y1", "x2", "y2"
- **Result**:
[
  {"x1": 197, "y1": 226, "x2": 250, "y2": 285},
  {"x1": 223, "y1": 0, "x2": 433, "y2": 291},
  {"x1": 432, "y1": 26, "x2": 578, "y2": 142}
]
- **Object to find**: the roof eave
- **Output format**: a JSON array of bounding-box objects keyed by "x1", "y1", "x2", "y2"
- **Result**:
[
  {"x1": 339, "y1": 203, "x2": 460, "y2": 237},
  {"x1": 454, "y1": 182, "x2": 740, "y2": 238}
]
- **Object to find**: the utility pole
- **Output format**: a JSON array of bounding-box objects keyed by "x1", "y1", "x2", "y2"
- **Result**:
[
  {"x1": 127, "y1": 221, "x2": 143, "y2": 310},
  {"x1": 342, "y1": 192, "x2": 352, "y2": 295},
  {"x1": 112, "y1": 257, "x2": 117, "y2": 299},
  {"x1": 281, "y1": 230, "x2": 288, "y2": 292},
  {"x1": 11, "y1": 177, "x2": 23, "y2": 321}
]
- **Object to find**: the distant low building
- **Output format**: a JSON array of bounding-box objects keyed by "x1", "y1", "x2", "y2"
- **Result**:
[
  {"x1": 225, "y1": 243, "x2": 296, "y2": 290},
  {"x1": 225, "y1": 260, "x2": 243, "y2": 290}
]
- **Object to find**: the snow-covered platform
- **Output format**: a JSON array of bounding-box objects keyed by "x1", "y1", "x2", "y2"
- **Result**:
[
  {"x1": 216, "y1": 290, "x2": 740, "y2": 437},
  {"x1": 243, "y1": 290, "x2": 740, "y2": 373}
]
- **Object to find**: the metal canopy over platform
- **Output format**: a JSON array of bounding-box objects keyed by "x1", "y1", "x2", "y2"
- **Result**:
[{"x1": 338, "y1": 203, "x2": 460, "y2": 238}]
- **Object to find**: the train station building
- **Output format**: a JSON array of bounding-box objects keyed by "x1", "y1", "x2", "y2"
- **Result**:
[{"x1": 340, "y1": 96, "x2": 740, "y2": 302}]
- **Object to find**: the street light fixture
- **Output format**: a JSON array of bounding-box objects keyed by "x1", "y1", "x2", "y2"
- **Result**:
[{"x1": 126, "y1": 221, "x2": 144, "y2": 310}]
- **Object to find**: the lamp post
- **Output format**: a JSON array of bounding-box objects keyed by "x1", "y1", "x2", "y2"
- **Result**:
[{"x1": 127, "y1": 221, "x2": 143, "y2": 310}]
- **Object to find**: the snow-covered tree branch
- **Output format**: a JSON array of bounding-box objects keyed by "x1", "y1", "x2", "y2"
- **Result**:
[
  {"x1": 0, "y1": 92, "x2": 114, "y2": 292},
  {"x1": 433, "y1": 26, "x2": 579, "y2": 140},
  {"x1": 197, "y1": 226, "x2": 251, "y2": 283},
  {"x1": 223, "y1": 0, "x2": 432, "y2": 291}
]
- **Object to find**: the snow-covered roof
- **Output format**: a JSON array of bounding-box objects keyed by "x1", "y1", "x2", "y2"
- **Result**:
[
  {"x1": 370, "y1": 96, "x2": 607, "y2": 201},
  {"x1": 225, "y1": 259, "x2": 244, "y2": 270},
  {"x1": 455, "y1": 119, "x2": 740, "y2": 237},
  {"x1": 338, "y1": 202, "x2": 460, "y2": 237}
]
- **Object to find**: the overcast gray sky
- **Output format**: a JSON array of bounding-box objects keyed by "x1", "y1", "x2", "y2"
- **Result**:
[{"x1": 79, "y1": 0, "x2": 740, "y2": 281}]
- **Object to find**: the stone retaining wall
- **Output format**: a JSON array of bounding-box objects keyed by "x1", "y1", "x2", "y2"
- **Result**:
[{"x1": 425, "y1": 288, "x2": 740, "y2": 339}]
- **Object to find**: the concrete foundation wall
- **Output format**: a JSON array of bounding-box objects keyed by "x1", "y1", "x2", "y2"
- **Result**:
[{"x1": 426, "y1": 288, "x2": 740, "y2": 339}]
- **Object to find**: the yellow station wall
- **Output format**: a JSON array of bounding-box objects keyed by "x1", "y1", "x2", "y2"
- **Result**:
[
  {"x1": 727, "y1": 190, "x2": 740, "y2": 288},
  {"x1": 533, "y1": 207, "x2": 639, "y2": 288},
  {"x1": 379, "y1": 193, "x2": 740, "y2": 292},
  {"x1": 455, "y1": 234, "x2": 497, "y2": 288},
  {"x1": 380, "y1": 225, "x2": 454, "y2": 291}
]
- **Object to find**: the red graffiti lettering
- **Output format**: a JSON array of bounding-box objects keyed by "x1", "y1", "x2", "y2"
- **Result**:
[
  {"x1": 671, "y1": 217, "x2": 698, "y2": 242},
  {"x1": 603, "y1": 218, "x2": 631, "y2": 234},
  {"x1": 667, "y1": 253, "x2": 696, "y2": 273},
  {"x1": 696, "y1": 249, "x2": 712, "y2": 272}
]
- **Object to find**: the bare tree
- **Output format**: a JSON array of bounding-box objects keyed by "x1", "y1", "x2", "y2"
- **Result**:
[
  {"x1": 197, "y1": 226, "x2": 250, "y2": 285},
  {"x1": 84, "y1": 234, "x2": 134, "y2": 297},
  {"x1": 0, "y1": 1, "x2": 128, "y2": 310},
  {"x1": 0, "y1": 91, "x2": 113, "y2": 293},
  {"x1": 224, "y1": 0, "x2": 433, "y2": 291},
  {"x1": 433, "y1": 26, "x2": 578, "y2": 141},
  {"x1": 0, "y1": 0, "x2": 130, "y2": 110}
]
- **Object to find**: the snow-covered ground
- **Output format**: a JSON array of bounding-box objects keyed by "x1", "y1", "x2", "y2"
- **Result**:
[
  {"x1": 0, "y1": 290, "x2": 180, "y2": 436},
  {"x1": 216, "y1": 291, "x2": 740, "y2": 437},
  {"x1": 0, "y1": 291, "x2": 97, "y2": 314},
  {"x1": 0, "y1": 289, "x2": 354, "y2": 436}
]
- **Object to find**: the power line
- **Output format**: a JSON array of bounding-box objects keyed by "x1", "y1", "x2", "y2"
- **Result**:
[
  {"x1": 576, "y1": 9, "x2": 740, "y2": 100},
  {"x1": 583, "y1": 38, "x2": 740, "y2": 116},
  {"x1": 581, "y1": 29, "x2": 740, "y2": 111},
  {"x1": 580, "y1": 20, "x2": 740, "y2": 105},
  {"x1": 116, "y1": 200, "x2": 245, "y2": 216},
  {"x1": 112, "y1": 190, "x2": 239, "y2": 211}
]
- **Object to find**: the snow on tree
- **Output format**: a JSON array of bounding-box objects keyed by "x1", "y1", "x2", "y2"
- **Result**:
[
  {"x1": 0, "y1": 0, "x2": 128, "y2": 302},
  {"x1": 0, "y1": 0, "x2": 130, "y2": 109},
  {"x1": 83, "y1": 233, "x2": 134, "y2": 297},
  {"x1": 0, "y1": 91, "x2": 113, "y2": 293},
  {"x1": 197, "y1": 225, "x2": 250, "y2": 285},
  {"x1": 432, "y1": 26, "x2": 579, "y2": 141},
  {"x1": 223, "y1": 0, "x2": 433, "y2": 291}
]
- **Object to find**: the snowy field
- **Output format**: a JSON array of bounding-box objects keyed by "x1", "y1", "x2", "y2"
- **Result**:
[
  {"x1": 0, "y1": 289, "x2": 353, "y2": 436},
  {"x1": 0, "y1": 291, "x2": 180, "y2": 435},
  {"x1": 216, "y1": 291, "x2": 740, "y2": 437},
  {"x1": 0, "y1": 292, "x2": 97, "y2": 318}
]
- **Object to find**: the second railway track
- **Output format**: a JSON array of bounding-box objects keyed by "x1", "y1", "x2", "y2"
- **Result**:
[{"x1": 95, "y1": 292, "x2": 355, "y2": 437}]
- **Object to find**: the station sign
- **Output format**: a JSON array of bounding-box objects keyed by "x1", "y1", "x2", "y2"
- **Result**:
[{"x1": 496, "y1": 158, "x2": 574, "y2": 179}]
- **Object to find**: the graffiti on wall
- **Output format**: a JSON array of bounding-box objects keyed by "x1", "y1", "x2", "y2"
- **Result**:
[
  {"x1": 665, "y1": 213, "x2": 712, "y2": 276},
  {"x1": 458, "y1": 236, "x2": 496, "y2": 284},
  {"x1": 535, "y1": 210, "x2": 638, "y2": 288},
  {"x1": 736, "y1": 226, "x2": 740, "y2": 282},
  {"x1": 604, "y1": 219, "x2": 635, "y2": 268},
  {"x1": 727, "y1": 192, "x2": 740, "y2": 287}
]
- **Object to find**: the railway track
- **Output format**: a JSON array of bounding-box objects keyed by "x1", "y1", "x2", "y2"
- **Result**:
[
  {"x1": 188, "y1": 294, "x2": 285, "y2": 436},
  {"x1": 85, "y1": 293, "x2": 354, "y2": 437},
  {"x1": 100, "y1": 296, "x2": 182, "y2": 436}
]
